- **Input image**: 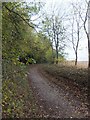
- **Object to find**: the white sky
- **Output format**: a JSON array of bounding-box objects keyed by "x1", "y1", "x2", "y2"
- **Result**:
[{"x1": 25, "y1": 0, "x2": 89, "y2": 61}]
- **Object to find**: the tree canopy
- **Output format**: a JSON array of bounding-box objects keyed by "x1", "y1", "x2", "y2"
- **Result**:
[{"x1": 2, "y1": 2, "x2": 65, "y2": 65}]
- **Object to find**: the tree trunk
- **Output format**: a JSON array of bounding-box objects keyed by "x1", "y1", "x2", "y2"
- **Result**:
[
  {"x1": 88, "y1": 39, "x2": 90, "y2": 67},
  {"x1": 75, "y1": 22, "x2": 79, "y2": 66},
  {"x1": 51, "y1": 46, "x2": 54, "y2": 64},
  {"x1": 88, "y1": 1, "x2": 90, "y2": 68},
  {"x1": 56, "y1": 34, "x2": 59, "y2": 64},
  {"x1": 56, "y1": 46, "x2": 58, "y2": 64},
  {"x1": 75, "y1": 51, "x2": 77, "y2": 66}
]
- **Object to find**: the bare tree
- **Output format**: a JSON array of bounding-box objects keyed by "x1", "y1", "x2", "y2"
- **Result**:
[
  {"x1": 41, "y1": 16, "x2": 55, "y2": 63},
  {"x1": 41, "y1": 7, "x2": 66, "y2": 64},
  {"x1": 79, "y1": 0, "x2": 90, "y2": 68},
  {"x1": 52, "y1": 16, "x2": 65, "y2": 64},
  {"x1": 67, "y1": 2, "x2": 84, "y2": 66},
  {"x1": 88, "y1": 0, "x2": 90, "y2": 67}
]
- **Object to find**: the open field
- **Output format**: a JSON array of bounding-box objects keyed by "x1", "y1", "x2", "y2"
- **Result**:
[{"x1": 62, "y1": 61, "x2": 88, "y2": 68}]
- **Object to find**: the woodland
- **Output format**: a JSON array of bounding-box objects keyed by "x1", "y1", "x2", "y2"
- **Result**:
[{"x1": 1, "y1": 1, "x2": 89, "y2": 118}]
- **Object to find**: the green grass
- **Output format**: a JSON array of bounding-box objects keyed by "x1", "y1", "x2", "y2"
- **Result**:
[{"x1": 2, "y1": 61, "x2": 38, "y2": 118}]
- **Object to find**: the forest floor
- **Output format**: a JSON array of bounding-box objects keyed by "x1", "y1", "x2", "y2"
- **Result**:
[{"x1": 28, "y1": 64, "x2": 89, "y2": 118}]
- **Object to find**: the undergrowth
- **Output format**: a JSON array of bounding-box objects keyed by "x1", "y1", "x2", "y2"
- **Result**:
[{"x1": 2, "y1": 60, "x2": 38, "y2": 118}]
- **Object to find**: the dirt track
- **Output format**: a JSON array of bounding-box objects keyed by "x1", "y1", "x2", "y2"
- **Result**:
[{"x1": 28, "y1": 65, "x2": 88, "y2": 118}]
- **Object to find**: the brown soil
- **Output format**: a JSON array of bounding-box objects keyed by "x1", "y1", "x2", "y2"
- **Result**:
[{"x1": 28, "y1": 65, "x2": 88, "y2": 118}]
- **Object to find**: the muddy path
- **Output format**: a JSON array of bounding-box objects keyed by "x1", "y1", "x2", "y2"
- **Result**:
[{"x1": 28, "y1": 65, "x2": 88, "y2": 118}]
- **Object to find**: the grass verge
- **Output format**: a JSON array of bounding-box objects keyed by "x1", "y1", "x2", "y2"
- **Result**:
[
  {"x1": 42, "y1": 64, "x2": 88, "y2": 102},
  {"x1": 2, "y1": 61, "x2": 39, "y2": 118},
  {"x1": 42, "y1": 64, "x2": 88, "y2": 88}
]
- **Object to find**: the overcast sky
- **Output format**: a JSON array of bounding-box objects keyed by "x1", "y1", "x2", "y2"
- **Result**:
[{"x1": 25, "y1": 0, "x2": 88, "y2": 61}]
